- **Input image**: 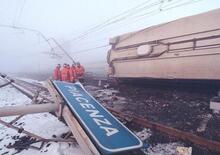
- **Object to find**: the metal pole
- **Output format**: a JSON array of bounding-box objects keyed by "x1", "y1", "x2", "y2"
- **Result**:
[
  {"x1": 50, "y1": 38, "x2": 76, "y2": 64},
  {"x1": 0, "y1": 103, "x2": 58, "y2": 117}
]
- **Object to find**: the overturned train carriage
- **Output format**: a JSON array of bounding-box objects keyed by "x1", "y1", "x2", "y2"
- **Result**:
[{"x1": 107, "y1": 9, "x2": 220, "y2": 81}]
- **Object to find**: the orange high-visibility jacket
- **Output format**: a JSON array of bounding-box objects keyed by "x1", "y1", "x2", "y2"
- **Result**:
[
  {"x1": 76, "y1": 65, "x2": 85, "y2": 79},
  {"x1": 61, "y1": 67, "x2": 70, "y2": 82},
  {"x1": 69, "y1": 67, "x2": 76, "y2": 82},
  {"x1": 53, "y1": 67, "x2": 61, "y2": 80}
]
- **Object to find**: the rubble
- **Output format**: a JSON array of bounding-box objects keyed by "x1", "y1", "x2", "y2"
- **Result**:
[
  {"x1": 176, "y1": 146, "x2": 192, "y2": 155},
  {"x1": 196, "y1": 114, "x2": 212, "y2": 132}
]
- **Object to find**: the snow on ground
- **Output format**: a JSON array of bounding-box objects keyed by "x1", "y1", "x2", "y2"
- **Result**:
[
  {"x1": 134, "y1": 128, "x2": 184, "y2": 155},
  {"x1": 135, "y1": 128, "x2": 152, "y2": 141},
  {"x1": 0, "y1": 85, "x2": 31, "y2": 107},
  {"x1": 145, "y1": 142, "x2": 184, "y2": 155},
  {"x1": 0, "y1": 79, "x2": 83, "y2": 155}
]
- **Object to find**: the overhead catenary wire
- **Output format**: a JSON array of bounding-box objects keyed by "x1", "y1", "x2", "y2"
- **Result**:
[
  {"x1": 70, "y1": 0, "x2": 162, "y2": 42},
  {"x1": 0, "y1": 24, "x2": 76, "y2": 62},
  {"x1": 54, "y1": 0, "x2": 162, "y2": 48},
  {"x1": 0, "y1": 24, "x2": 54, "y2": 50},
  {"x1": 58, "y1": 0, "x2": 203, "y2": 56},
  {"x1": 71, "y1": 44, "x2": 110, "y2": 55},
  {"x1": 13, "y1": 0, "x2": 26, "y2": 26},
  {"x1": 42, "y1": 0, "x2": 164, "y2": 57},
  {"x1": 78, "y1": 0, "x2": 199, "y2": 42},
  {"x1": 79, "y1": 0, "x2": 203, "y2": 48},
  {"x1": 67, "y1": 0, "x2": 154, "y2": 40},
  {"x1": 41, "y1": 0, "x2": 166, "y2": 56},
  {"x1": 57, "y1": 0, "x2": 197, "y2": 48},
  {"x1": 115, "y1": 0, "x2": 203, "y2": 43},
  {"x1": 49, "y1": 38, "x2": 76, "y2": 64},
  {"x1": 0, "y1": 0, "x2": 205, "y2": 60}
]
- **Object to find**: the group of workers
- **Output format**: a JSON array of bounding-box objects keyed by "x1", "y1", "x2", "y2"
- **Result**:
[{"x1": 53, "y1": 62, "x2": 85, "y2": 83}]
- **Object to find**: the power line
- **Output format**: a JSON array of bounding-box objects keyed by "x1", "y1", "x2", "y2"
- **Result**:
[
  {"x1": 15, "y1": 0, "x2": 26, "y2": 26},
  {"x1": 49, "y1": 38, "x2": 76, "y2": 64},
  {"x1": 71, "y1": 44, "x2": 110, "y2": 55},
  {"x1": 107, "y1": 0, "x2": 203, "y2": 43},
  {"x1": 71, "y1": 0, "x2": 161, "y2": 41},
  {"x1": 63, "y1": 0, "x2": 185, "y2": 47},
  {"x1": 62, "y1": 0, "x2": 203, "y2": 56},
  {"x1": 0, "y1": 24, "x2": 54, "y2": 50},
  {"x1": 77, "y1": 0, "x2": 185, "y2": 41},
  {"x1": 71, "y1": 0, "x2": 202, "y2": 44},
  {"x1": 55, "y1": 0, "x2": 162, "y2": 46},
  {"x1": 74, "y1": 0, "x2": 162, "y2": 42},
  {"x1": 45, "y1": 0, "x2": 164, "y2": 55},
  {"x1": 69, "y1": 0, "x2": 153, "y2": 40}
]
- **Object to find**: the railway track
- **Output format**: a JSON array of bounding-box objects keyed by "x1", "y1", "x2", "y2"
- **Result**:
[{"x1": 14, "y1": 78, "x2": 49, "y2": 93}]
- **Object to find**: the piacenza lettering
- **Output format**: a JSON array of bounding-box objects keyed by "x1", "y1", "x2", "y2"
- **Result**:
[{"x1": 65, "y1": 86, "x2": 119, "y2": 137}]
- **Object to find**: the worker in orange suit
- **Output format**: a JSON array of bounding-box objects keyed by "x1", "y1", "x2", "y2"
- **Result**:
[
  {"x1": 53, "y1": 64, "x2": 61, "y2": 80},
  {"x1": 61, "y1": 64, "x2": 70, "y2": 82},
  {"x1": 76, "y1": 62, "x2": 85, "y2": 83},
  {"x1": 69, "y1": 64, "x2": 77, "y2": 83}
]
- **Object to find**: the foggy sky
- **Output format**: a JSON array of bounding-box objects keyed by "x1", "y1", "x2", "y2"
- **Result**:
[{"x1": 0, "y1": 0, "x2": 220, "y2": 77}]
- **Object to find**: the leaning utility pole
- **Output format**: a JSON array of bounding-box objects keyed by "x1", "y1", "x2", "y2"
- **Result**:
[{"x1": 50, "y1": 38, "x2": 76, "y2": 64}]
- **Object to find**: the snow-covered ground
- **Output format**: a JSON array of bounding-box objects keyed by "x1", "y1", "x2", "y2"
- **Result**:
[
  {"x1": 0, "y1": 78, "x2": 83, "y2": 155},
  {"x1": 0, "y1": 78, "x2": 185, "y2": 155}
]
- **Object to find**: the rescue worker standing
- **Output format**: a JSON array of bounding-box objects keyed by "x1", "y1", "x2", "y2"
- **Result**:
[
  {"x1": 61, "y1": 64, "x2": 70, "y2": 82},
  {"x1": 76, "y1": 62, "x2": 85, "y2": 83},
  {"x1": 53, "y1": 64, "x2": 61, "y2": 80},
  {"x1": 69, "y1": 64, "x2": 77, "y2": 83}
]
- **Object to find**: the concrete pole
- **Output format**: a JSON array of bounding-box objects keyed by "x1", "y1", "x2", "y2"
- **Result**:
[{"x1": 0, "y1": 103, "x2": 59, "y2": 117}]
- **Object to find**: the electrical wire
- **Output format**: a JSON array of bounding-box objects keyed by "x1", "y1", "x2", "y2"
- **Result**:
[
  {"x1": 72, "y1": 1, "x2": 161, "y2": 41},
  {"x1": 107, "y1": 0, "x2": 203, "y2": 43},
  {"x1": 70, "y1": 0, "x2": 202, "y2": 44},
  {"x1": 61, "y1": 0, "x2": 203, "y2": 56},
  {"x1": 0, "y1": 24, "x2": 54, "y2": 52},
  {"x1": 71, "y1": 44, "x2": 110, "y2": 55},
  {"x1": 57, "y1": 0, "x2": 162, "y2": 46},
  {"x1": 69, "y1": 0, "x2": 153, "y2": 40},
  {"x1": 15, "y1": 0, "x2": 26, "y2": 26},
  {"x1": 0, "y1": 0, "x2": 204, "y2": 59}
]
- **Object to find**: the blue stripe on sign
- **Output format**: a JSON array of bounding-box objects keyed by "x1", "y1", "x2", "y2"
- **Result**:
[{"x1": 53, "y1": 81, "x2": 143, "y2": 154}]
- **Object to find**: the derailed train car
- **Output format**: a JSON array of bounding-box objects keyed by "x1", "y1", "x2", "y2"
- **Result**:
[{"x1": 107, "y1": 9, "x2": 220, "y2": 81}]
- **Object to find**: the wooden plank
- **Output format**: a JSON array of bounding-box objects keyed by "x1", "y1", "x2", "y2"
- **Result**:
[
  {"x1": 63, "y1": 106, "x2": 100, "y2": 155},
  {"x1": 46, "y1": 80, "x2": 64, "y2": 118}
]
